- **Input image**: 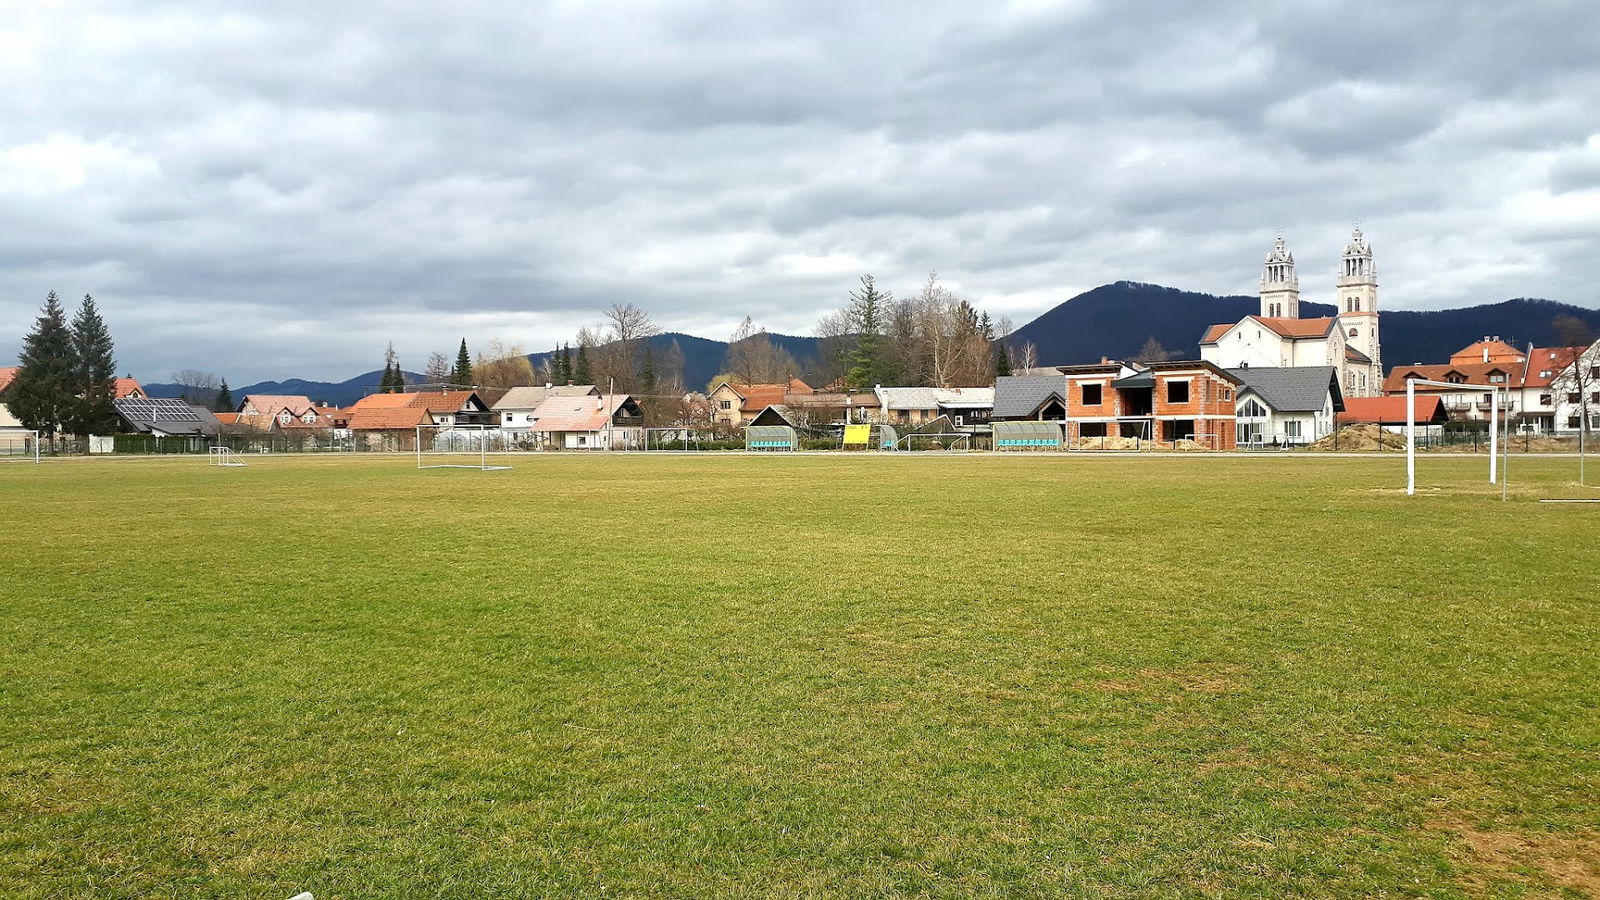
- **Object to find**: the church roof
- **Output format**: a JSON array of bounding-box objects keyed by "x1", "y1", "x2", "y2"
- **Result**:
[{"x1": 1199, "y1": 316, "x2": 1336, "y2": 345}]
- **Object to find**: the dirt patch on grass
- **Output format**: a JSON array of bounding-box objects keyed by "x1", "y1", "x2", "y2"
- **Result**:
[
  {"x1": 1432, "y1": 816, "x2": 1600, "y2": 897},
  {"x1": 1093, "y1": 664, "x2": 1244, "y2": 695}
]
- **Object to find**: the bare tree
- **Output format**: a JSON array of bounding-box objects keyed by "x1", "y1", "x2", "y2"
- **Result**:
[
  {"x1": 908, "y1": 273, "x2": 989, "y2": 387},
  {"x1": 725, "y1": 317, "x2": 799, "y2": 385},
  {"x1": 423, "y1": 352, "x2": 451, "y2": 385},
  {"x1": 170, "y1": 369, "x2": 219, "y2": 405},
  {"x1": 1017, "y1": 341, "x2": 1039, "y2": 372},
  {"x1": 599, "y1": 302, "x2": 659, "y2": 391},
  {"x1": 1553, "y1": 314, "x2": 1595, "y2": 348},
  {"x1": 1135, "y1": 337, "x2": 1173, "y2": 364},
  {"x1": 474, "y1": 339, "x2": 536, "y2": 389}
]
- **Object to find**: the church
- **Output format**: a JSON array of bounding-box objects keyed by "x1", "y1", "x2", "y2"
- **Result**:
[{"x1": 1199, "y1": 229, "x2": 1384, "y2": 397}]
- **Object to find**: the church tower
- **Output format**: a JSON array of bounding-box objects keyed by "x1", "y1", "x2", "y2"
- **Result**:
[
  {"x1": 1336, "y1": 227, "x2": 1381, "y2": 393},
  {"x1": 1259, "y1": 236, "x2": 1299, "y2": 319}
]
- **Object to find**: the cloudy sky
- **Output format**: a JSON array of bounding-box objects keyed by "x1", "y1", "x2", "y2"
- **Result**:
[{"x1": 4, "y1": 0, "x2": 1599, "y2": 383}]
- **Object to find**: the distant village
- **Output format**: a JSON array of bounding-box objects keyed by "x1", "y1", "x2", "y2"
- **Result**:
[{"x1": 4, "y1": 228, "x2": 1598, "y2": 454}]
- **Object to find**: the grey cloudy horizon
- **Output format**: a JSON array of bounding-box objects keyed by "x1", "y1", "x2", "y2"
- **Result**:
[{"x1": 3, "y1": 0, "x2": 1599, "y2": 383}]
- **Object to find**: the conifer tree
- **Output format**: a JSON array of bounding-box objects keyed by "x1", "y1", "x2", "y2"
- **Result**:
[
  {"x1": 8, "y1": 292, "x2": 79, "y2": 444},
  {"x1": 575, "y1": 342, "x2": 592, "y2": 385},
  {"x1": 381, "y1": 342, "x2": 401, "y2": 392},
  {"x1": 845, "y1": 275, "x2": 889, "y2": 389},
  {"x1": 561, "y1": 343, "x2": 573, "y2": 383},
  {"x1": 69, "y1": 294, "x2": 118, "y2": 435},
  {"x1": 640, "y1": 344, "x2": 657, "y2": 394},
  {"x1": 452, "y1": 339, "x2": 473, "y2": 386},
  {"x1": 214, "y1": 379, "x2": 233, "y2": 412},
  {"x1": 995, "y1": 343, "x2": 1012, "y2": 377}
]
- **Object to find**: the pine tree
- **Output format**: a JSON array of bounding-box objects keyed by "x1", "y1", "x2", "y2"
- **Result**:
[
  {"x1": 995, "y1": 342, "x2": 1013, "y2": 377},
  {"x1": 69, "y1": 294, "x2": 118, "y2": 435},
  {"x1": 382, "y1": 343, "x2": 401, "y2": 392},
  {"x1": 845, "y1": 275, "x2": 888, "y2": 389},
  {"x1": 214, "y1": 379, "x2": 233, "y2": 412},
  {"x1": 8, "y1": 292, "x2": 80, "y2": 444},
  {"x1": 452, "y1": 339, "x2": 473, "y2": 387},
  {"x1": 561, "y1": 343, "x2": 573, "y2": 383},
  {"x1": 575, "y1": 342, "x2": 592, "y2": 385},
  {"x1": 640, "y1": 344, "x2": 657, "y2": 395}
]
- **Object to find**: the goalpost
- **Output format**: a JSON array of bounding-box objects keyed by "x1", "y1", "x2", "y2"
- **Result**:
[
  {"x1": 415, "y1": 424, "x2": 512, "y2": 471},
  {"x1": 208, "y1": 445, "x2": 247, "y2": 467},
  {"x1": 1406, "y1": 378, "x2": 1508, "y2": 498},
  {"x1": 2, "y1": 430, "x2": 41, "y2": 464}
]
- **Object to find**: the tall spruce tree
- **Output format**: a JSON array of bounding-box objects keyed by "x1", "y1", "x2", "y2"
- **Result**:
[
  {"x1": 640, "y1": 344, "x2": 657, "y2": 394},
  {"x1": 452, "y1": 339, "x2": 473, "y2": 386},
  {"x1": 845, "y1": 274, "x2": 888, "y2": 389},
  {"x1": 214, "y1": 379, "x2": 233, "y2": 412},
  {"x1": 69, "y1": 294, "x2": 118, "y2": 436},
  {"x1": 8, "y1": 292, "x2": 79, "y2": 444},
  {"x1": 575, "y1": 342, "x2": 592, "y2": 385},
  {"x1": 995, "y1": 342, "x2": 1013, "y2": 377},
  {"x1": 561, "y1": 343, "x2": 573, "y2": 383},
  {"x1": 382, "y1": 342, "x2": 401, "y2": 392}
]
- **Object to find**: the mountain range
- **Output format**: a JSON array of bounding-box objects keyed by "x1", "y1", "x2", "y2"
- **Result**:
[{"x1": 144, "y1": 282, "x2": 1600, "y2": 406}]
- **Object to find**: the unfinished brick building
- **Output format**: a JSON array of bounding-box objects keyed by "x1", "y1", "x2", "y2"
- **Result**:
[{"x1": 1058, "y1": 360, "x2": 1241, "y2": 449}]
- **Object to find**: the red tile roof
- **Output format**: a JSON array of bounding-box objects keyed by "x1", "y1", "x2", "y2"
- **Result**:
[
  {"x1": 1201, "y1": 316, "x2": 1334, "y2": 343},
  {"x1": 0, "y1": 367, "x2": 16, "y2": 394},
  {"x1": 1520, "y1": 347, "x2": 1586, "y2": 388},
  {"x1": 1339, "y1": 395, "x2": 1447, "y2": 425},
  {"x1": 1449, "y1": 340, "x2": 1524, "y2": 366},
  {"x1": 718, "y1": 378, "x2": 813, "y2": 412},
  {"x1": 113, "y1": 377, "x2": 145, "y2": 398},
  {"x1": 529, "y1": 394, "x2": 636, "y2": 432},
  {"x1": 1383, "y1": 362, "x2": 1518, "y2": 393},
  {"x1": 344, "y1": 392, "x2": 427, "y2": 430}
]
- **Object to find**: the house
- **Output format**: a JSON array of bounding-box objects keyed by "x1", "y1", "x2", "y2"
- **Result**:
[
  {"x1": 781, "y1": 390, "x2": 880, "y2": 426},
  {"x1": 113, "y1": 377, "x2": 146, "y2": 399},
  {"x1": 873, "y1": 386, "x2": 994, "y2": 430},
  {"x1": 236, "y1": 394, "x2": 327, "y2": 431},
  {"x1": 748, "y1": 405, "x2": 802, "y2": 428},
  {"x1": 707, "y1": 378, "x2": 813, "y2": 428},
  {"x1": 1199, "y1": 229, "x2": 1383, "y2": 397},
  {"x1": 493, "y1": 384, "x2": 598, "y2": 431},
  {"x1": 1381, "y1": 339, "x2": 1591, "y2": 432},
  {"x1": 992, "y1": 375, "x2": 1068, "y2": 421},
  {"x1": 1060, "y1": 360, "x2": 1240, "y2": 448},
  {"x1": 1228, "y1": 366, "x2": 1344, "y2": 446},
  {"x1": 1339, "y1": 395, "x2": 1448, "y2": 435},
  {"x1": 112, "y1": 397, "x2": 222, "y2": 436},
  {"x1": 1, "y1": 401, "x2": 32, "y2": 455},
  {"x1": 528, "y1": 393, "x2": 645, "y2": 449}
]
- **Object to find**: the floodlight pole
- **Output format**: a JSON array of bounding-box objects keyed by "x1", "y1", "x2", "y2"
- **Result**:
[{"x1": 1406, "y1": 379, "x2": 1416, "y2": 496}]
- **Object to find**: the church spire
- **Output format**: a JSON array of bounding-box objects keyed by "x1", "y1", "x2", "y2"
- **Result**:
[{"x1": 1259, "y1": 236, "x2": 1300, "y2": 319}]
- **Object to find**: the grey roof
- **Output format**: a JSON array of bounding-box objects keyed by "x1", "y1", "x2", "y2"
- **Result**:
[
  {"x1": 1112, "y1": 370, "x2": 1155, "y2": 389},
  {"x1": 875, "y1": 386, "x2": 995, "y2": 410},
  {"x1": 492, "y1": 384, "x2": 598, "y2": 411},
  {"x1": 113, "y1": 398, "x2": 222, "y2": 435},
  {"x1": 1228, "y1": 366, "x2": 1344, "y2": 413},
  {"x1": 993, "y1": 375, "x2": 1065, "y2": 419},
  {"x1": 749, "y1": 404, "x2": 800, "y2": 427}
]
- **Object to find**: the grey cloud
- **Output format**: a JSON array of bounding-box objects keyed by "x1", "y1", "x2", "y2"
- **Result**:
[{"x1": 2, "y1": 0, "x2": 1598, "y2": 381}]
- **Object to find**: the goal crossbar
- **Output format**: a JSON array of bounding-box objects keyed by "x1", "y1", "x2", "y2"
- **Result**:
[
  {"x1": 415, "y1": 424, "x2": 512, "y2": 470},
  {"x1": 209, "y1": 445, "x2": 247, "y2": 467},
  {"x1": 2, "y1": 430, "x2": 41, "y2": 464},
  {"x1": 1405, "y1": 378, "x2": 1508, "y2": 498}
]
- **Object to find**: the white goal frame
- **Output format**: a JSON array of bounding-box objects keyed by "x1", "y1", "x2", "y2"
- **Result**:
[
  {"x1": 209, "y1": 445, "x2": 247, "y2": 467},
  {"x1": 415, "y1": 424, "x2": 512, "y2": 470},
  {"x1": 893, "y1": 432, "x2": 974, "y2": 451},
  {"x1": 2, "y1": 430, "x2": 41, "y2": 463},
  {"x1": 1406, "y1": 378, "x2": 1508, "y2": 498}
]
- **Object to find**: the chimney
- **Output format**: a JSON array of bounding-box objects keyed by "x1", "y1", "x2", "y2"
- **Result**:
[{"x1": 1483, "y1": 346, "x2": 1489, "y2": 363}]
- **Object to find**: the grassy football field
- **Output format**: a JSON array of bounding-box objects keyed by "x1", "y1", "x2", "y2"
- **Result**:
[{"x1": 1, "y1": 453, "x2": 1597, "y2": 898}]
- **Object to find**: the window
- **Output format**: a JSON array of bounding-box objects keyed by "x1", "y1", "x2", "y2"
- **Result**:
[
  {"x1": 1349, "y1": 328, "x2": 1358, "y2": 337},
  {"x1": 719, "y1": 400, "x2": 732, "y2": 410},
  {"x1": 1488, "y1": 374, "x2": 1505, "y2": 383},
  {"x1": 1570, "y1": 393, "x2": 1582, "y2": 404},
  {"x1": 1540, "y1": 394, "x2": 1552, "y2": 406},
  {"x1": 1240, "y1": 399, "x2": 1267, "y2": 418},
  {"x1": 1569, "y1": 416, "x2": 1581, "y2": 429},
  {"x1": 1285, "y1": 420, "x2": 1302, "y2": 438},
  {"x1": 1540, "y1": 370, "x2": 1552, "y2": 378},
  {"x1": 1592, "y1": 366, "x2": 1600, "y2": 379},
  {"x1": 1167, "y1": 381, "x2": 1190, "y2": 404},
  {"x1": 1482, "y1": 393, "x2": 1492, "y2": 405},
  {"x1": 1223, "y1": 388, "x2": 1232, "y2": 401},
  {"x1": 1081, "y1": 384, "x2": 1102, "y2": 405},
  {"x1": 577, "y1": 435, "x2": 587, "y2": 446},
  {"x1": 1592, "y1": 392, "x2": 1600, "y2": 403}
]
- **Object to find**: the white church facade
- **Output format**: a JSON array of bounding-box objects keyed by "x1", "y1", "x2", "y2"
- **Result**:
[{"x1": 1200, "y1": 229, "x2": 1384, "y2": 397}]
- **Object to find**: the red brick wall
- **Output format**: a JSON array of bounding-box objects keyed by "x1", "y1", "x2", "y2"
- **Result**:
[{"x1": 1065, "y1": 377, "x2": 1116, "y2": 418}]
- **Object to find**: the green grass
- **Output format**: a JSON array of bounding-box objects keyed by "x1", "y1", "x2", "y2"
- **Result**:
[{"x1": 2, "y1": 453, "x2": 1597, "y2": 899}]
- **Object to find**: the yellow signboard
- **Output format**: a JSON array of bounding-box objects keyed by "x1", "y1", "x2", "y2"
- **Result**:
[{"x1": 843, "y1": 424, "x2": 871, "y2": 447}]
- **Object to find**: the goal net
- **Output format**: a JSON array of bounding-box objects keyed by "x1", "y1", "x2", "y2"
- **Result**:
[
  {"x1": 415, "y1": 424, "x2": 512, "y2": 470},
  {"x1": 1405, "y1": 378, "x2": 1506, "y2": 498},
  {"x1": 1, "y1": 430, "x2": 40, "y2": 464},
  {"x1": 209, "y1": 445, "x2": 247, "y2": 467}
]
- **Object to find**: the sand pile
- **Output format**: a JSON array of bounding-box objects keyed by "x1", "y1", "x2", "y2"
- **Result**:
[{"x1": 1306, "y1": 425, "x2": 1407, "y2": 451}]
